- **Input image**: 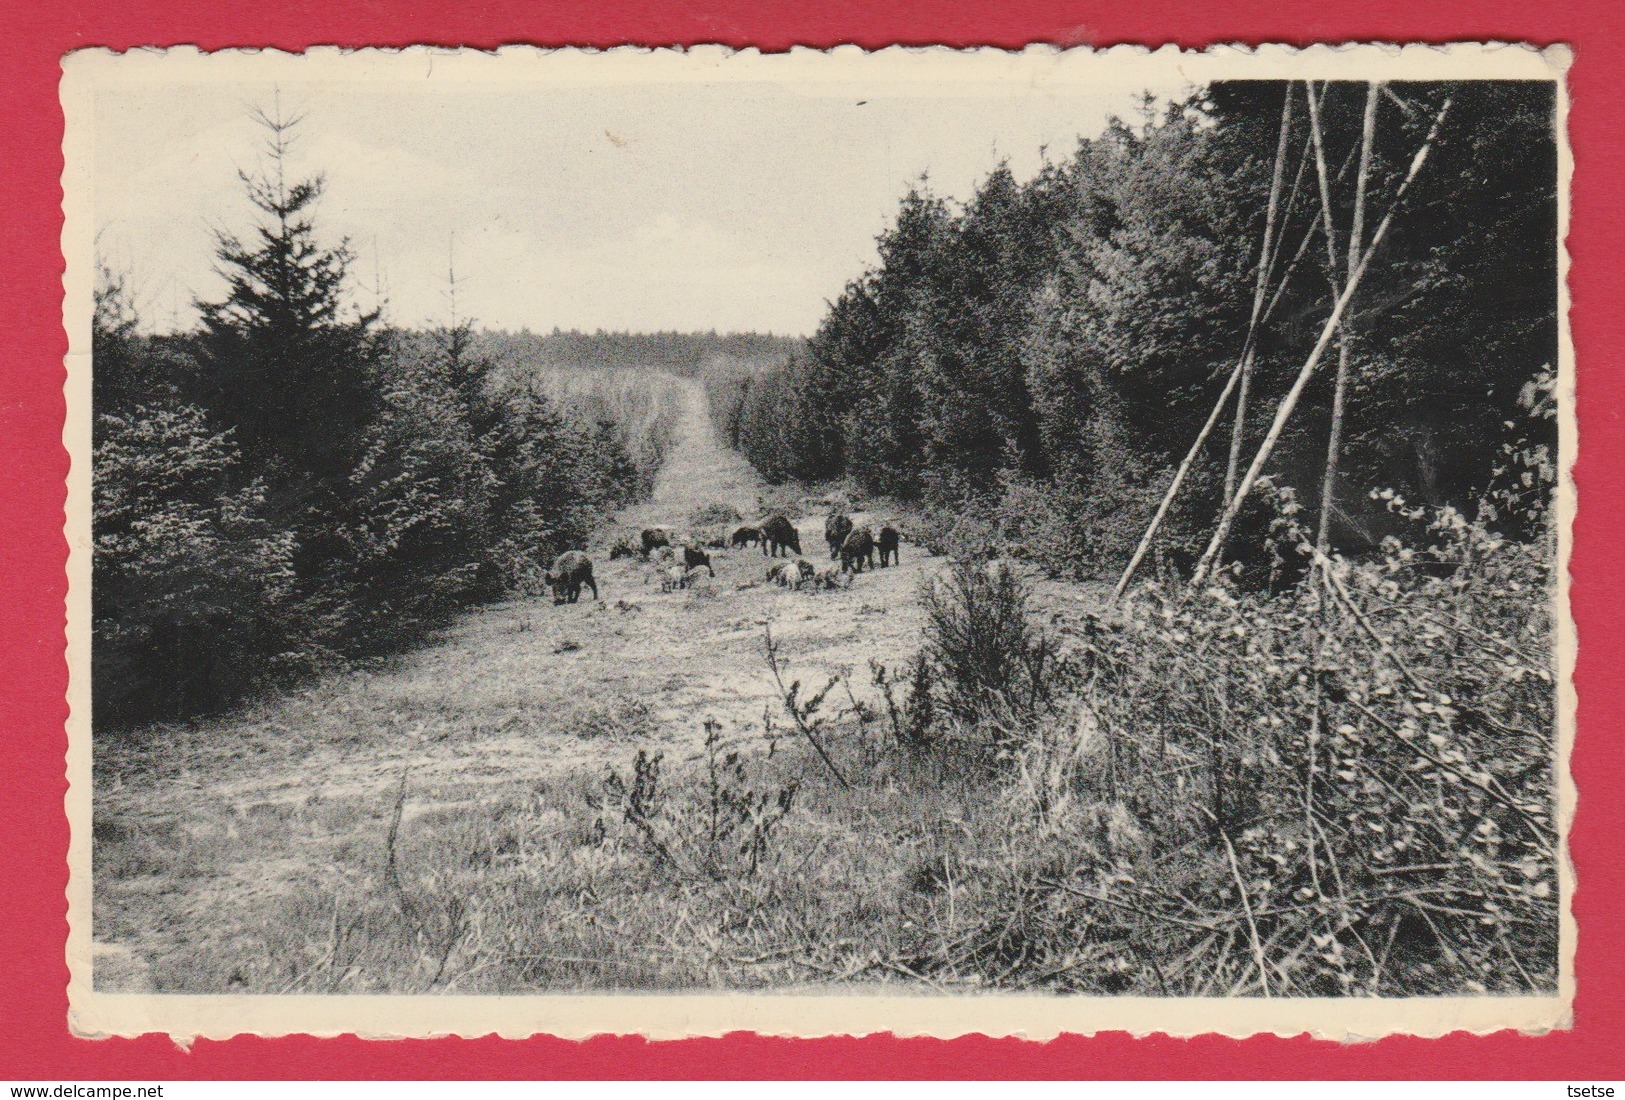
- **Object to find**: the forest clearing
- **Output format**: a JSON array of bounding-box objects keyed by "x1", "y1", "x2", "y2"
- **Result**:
[{"x1": 92, "y1": 374, "x2": 1085, "y2": 993}]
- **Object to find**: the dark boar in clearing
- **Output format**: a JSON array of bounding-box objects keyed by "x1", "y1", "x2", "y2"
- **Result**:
[
  {"x1": 877, "y1": 525, "x2": 900, "y2": 567},
  {"x1": 760, "y1": 515, "x2": 802, "y2": 558},
  {"x1": 682, "y1": 545, "x2": 715, "y2": 576},
  {"x1": 547, "y1": 550, "x2": 598, "y2": 604},
  {"x1": 824, "y1": 512, "x2": 853, "y2": 559},
  {"x1": 841, "y1": 526, "x2": 876, "y2": 573},
  {"x1": 640, "y1": 527, "x2": 672, "y2": 558}
]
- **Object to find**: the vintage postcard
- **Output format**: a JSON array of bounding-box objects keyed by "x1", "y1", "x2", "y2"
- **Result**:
[{"x1": 63, "y1": 42, "x2": 1574, "y2": 1040}]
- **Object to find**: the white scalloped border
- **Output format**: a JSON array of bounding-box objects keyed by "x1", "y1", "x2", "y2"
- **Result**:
[{"x1": 60, "y1": 40, "x2": 1575, "y2": 1044}]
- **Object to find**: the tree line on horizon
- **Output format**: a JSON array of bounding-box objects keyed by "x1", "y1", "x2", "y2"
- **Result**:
[
  {"x1": 704, "y1": 80, "x2": 1558, "y2": 580},
  {"x1": 476, "y1": 328, "x2": 803, "y2": 379}
]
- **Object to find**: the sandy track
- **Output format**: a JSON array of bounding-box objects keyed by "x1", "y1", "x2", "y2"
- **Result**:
[{"x1": 585, "y1": 379, "x2": 942, "y2": 739}]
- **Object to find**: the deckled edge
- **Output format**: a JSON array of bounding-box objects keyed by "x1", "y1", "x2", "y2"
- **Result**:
[{"x1": 59, "y1": 40, "x2": 1576, "y2": 1044}]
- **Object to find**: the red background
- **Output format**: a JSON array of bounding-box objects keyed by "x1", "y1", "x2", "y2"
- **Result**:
[{"x1": 2, "y1": 0, "x2": 1619, "y2": 1080}]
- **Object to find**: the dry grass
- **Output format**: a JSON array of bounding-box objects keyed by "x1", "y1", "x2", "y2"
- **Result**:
[
  {"x1": 93, "y1": 371, "x2": 1553, "y2": 998},
  {"x1": 95, "y1": 686, "x2": 1102, "y2": 993},
  {"x1": 91, "y1": 375, "x2": 961, "y2": 992}
]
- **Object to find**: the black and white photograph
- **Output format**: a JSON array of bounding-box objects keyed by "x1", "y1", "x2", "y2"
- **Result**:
[{"x1": 63, "y1": 45, "x2": 1571, "y2": 1039}]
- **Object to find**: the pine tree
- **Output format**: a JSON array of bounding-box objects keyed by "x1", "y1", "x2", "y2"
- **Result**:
[
  {"x1": 915, "y1": 164, "x2": 1053, "y2": 489},
  {"x1": 845, "y1": 186, "x2": 950, "y2": 495},
  {"x1": 194, "y1": 98, "x2": 379, "y2": 490}
]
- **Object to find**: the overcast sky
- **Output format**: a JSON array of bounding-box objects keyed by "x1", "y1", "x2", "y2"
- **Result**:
[{"x1": 93, "y1": 62, "x2": 1182, "y2": 336}]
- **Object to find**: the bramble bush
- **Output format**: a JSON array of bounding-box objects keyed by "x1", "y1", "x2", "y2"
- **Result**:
[
  {"x1": 1042, "y1": 393, "x2": 1560, "y2": 994},
  {"x1": 782, "y1": 473, "x2": 1557, "y2": 994}
]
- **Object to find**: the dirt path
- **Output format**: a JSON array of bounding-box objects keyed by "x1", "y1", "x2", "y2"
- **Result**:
[
  {"x1": 588, "y1": 379, "x2": 943, "y2": 737},
  {"x1": 621, "y1": 380, "x2": 765, "y2": 527},
  {"x1": 92, "y1": 376, "x2": 950, "y2": 984}
]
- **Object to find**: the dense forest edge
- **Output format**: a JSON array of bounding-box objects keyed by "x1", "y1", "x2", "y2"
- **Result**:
[
  {"x1": 91, "y1": 79, "x2": 1560, "y2": 998},
  {"x1": 704, "y1": 81, "x2": 1557, "y2": 579},
  {"x1": 695, "y1": 79, "x2": 1561, "y2": 993},
  {"x1": 474, "y1": 328, "x2": 802, "y2": 378}
]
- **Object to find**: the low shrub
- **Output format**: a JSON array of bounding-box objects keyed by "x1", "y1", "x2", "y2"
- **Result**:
[
  {"x1": 598, "y1": 722, "x2": 799, "y2": 882},
  {"x1": 869, "y1": 657, "x2": 935, "y2": 751},
  {"x1": 558, "y1": 697, "x2": 653, "y2": 742},
  {"x1": 917, "y1": 558, "x2": 1062, "y2": 740}
]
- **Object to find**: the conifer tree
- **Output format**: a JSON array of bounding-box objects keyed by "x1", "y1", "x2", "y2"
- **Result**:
[
  {"x1": 844, "y1": 186, "x2": 949, "y2": 495},
  {"x1": 194, "y1": 98, "x2": 379, "y2": 490}
]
